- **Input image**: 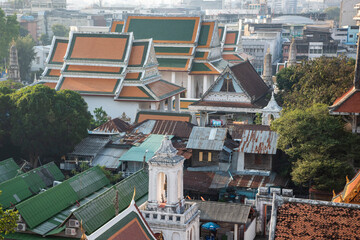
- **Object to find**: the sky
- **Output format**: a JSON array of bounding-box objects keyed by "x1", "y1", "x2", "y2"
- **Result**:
[{"x1": 66, "y1": 0, "x2": 183, "y2": 9}]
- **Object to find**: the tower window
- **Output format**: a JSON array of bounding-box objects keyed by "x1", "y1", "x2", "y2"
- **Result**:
[{"x1": 220, "y1": 77, "x2": 235, "y2": 92}]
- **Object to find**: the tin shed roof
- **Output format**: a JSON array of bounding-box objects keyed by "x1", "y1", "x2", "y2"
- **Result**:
[
  {"x1": 186, "y1": 127, "x2": 227, "y2": 151},
  {"x1": 238, "y1": 129, "x2": 278, "y2": 154}
]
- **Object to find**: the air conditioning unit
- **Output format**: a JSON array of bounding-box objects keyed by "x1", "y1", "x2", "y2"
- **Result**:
[
  {"x1": 65, "y1": 228, "x2": 77, "y2": 236},
  {"x1": 68, "y1": 219, "x2": 80, "y2": 228},
  {"x1": 53, "y1": 181, "x2": 62, "y2": 187},
  {"x1": 16, "y1": 223, "x2": 26, "y2": 232}
]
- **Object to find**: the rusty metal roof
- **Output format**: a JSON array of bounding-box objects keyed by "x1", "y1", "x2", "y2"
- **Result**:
[
  {"x1": 132, "y1": 120, "x2": 194, "y2": 138},
  {"x1": 92, "y1": 118, "x2": 131, "y2": 133},
  {"x1": 238, "y1": 129, "x2": 278, "y2": 154},
  {"x1": 186, "y1": 127, "x2": 227, "y2": 151},
  {"x1": 228, "y1": 173, "x2": 288, "y2": 188},
  {"x1": 227, "y1": 124, "x2": 271, "y2": 140}
]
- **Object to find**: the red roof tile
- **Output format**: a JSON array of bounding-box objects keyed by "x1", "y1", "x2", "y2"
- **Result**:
[
  {"x1": 330, "y1": 87, "x2": 360, "y2": 113},
  {"x1": 275, "y1": 202, "x2": 360, "y2": 240}
]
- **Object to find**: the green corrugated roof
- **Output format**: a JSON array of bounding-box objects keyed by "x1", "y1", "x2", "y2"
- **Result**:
[
  {"x1": 16, "y1": 166, "x2": 109, "y2": 229},
  {"x1": 126, "y1": 18, "x2": 198, "y2": 42},
  {"x1": 0, "y1": 158, "x2": 21, "y2": 183},
  {"x1": 119, "y1": 134, "x2": 173, "y2": 162},
  {"x1": 0, "y1": 162, "x2": 65, "y2": 209},
  {"x1": 73, "y1": 169, "x2": 149, "y2": 234},
  {"x1": 157, "y1": 58, "x2": 189, "y2": 69},
  {"x1": 2, "y1": 232, "x2": 74, "y2": 240}
]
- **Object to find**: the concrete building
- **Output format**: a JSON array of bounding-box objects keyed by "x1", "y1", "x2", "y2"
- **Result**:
[
  {"x1": 31, "y1": 45, "x2": 51, "y2": 72},
  {"x1": 339, "y1": 0, "x2": 357, "y2": 27},
  {"x1": 141, "y1": 136, "x2": 200, "y2": 240}
]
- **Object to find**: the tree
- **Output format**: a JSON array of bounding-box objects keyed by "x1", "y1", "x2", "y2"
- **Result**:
[
  {"x1": 39, "y1": 33, "x2": 51, "y2": 45},
  {"x1": 10, "y1": 85, "x2": 91, "y2": 167},
  {"x1": 0, "y1": 191, "x2": 19, "y2": 240},
  {"x1": 0, "y1": 80, "x2": 24, "y2": 91},
  {"x1": 325, "y1": 7, "x2": 340, "y2": 22},
  {"x1": 16, "y1": 35, "x2": 35, "y2": 82},
  {"x1": 271, "y1": 104, "x2": 359, "y2": 191},
  {"x1": 90, "y1": 107, "x2": 110, "y2": 129},
  {"x1": 0, "y1": 8, "x2": 19, "y2": 69},
  {"x1": 277, "y1": 56, "x2": 355, "y2": 109},
  {"x1": 51, "y1": 24, "x2": 69, "y2": 37}
]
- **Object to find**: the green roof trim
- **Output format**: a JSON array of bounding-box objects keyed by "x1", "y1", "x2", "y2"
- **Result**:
[
  {"x1": 72, "y1": 170, "x2": 149, "y2": 234},
  {"x1": 155, "y1": 46, "x2": 192, "y2": 54},
  {"x1": 0, "y1": 158, "x2": 21, "y2": 183},
  {"x1": 66, "y1": 33, "x2": 130, "y2": 62},
  {"x1": 128, "y1": 41, "x2": 149, "y2": 67},
  {"x1": 157, "y1": 58, "x2": 189, "y2": 69},
  {"x1": 48, "y1": 38, "x2": 68, "y2": 65},
  {"x1": 16, "y1": 167, "x2": 109, "y2": 229},
  {"x1": 0, "y1": 162, "x2": 64, "y2": 209},
  {"x1": 126, "y1": 17, "x2": 198, "y2": 42},
  {"x1": 218, "y1": 26, "x2": 225, "y2": 41},
  {"x1": 119, "y1": 134, "x2": 173, "y2": 163},
  {"x1": 198, "y1": 24, "x2": 210, "y2": 46}
]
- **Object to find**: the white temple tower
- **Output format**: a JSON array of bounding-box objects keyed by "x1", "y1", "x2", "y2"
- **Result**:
[
  {"x1": 262, "y1": 92, "x2": 282, "y2": 125},
  {"x1": 141, "y1": 136, "x2": 200, "y2": 240}
]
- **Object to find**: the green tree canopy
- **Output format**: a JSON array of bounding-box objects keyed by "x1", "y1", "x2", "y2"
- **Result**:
[
  {"x1": 276, "y1": 56, "x2": 355, "y2": 109},
  {"x1": 51, "y1": 24, "x2": 69, "y2": 37},
  {"x1": 325, "y1": 7, "x2": 340, "y2": 22},
  {"x1": 0, "y1": 191, "x2": 18, "y2": 240},
  {"x1": 16, "y1": 35, "x2": 35, "y2": 82},
  {"x1": 0, "y1": 8, "x2": 19, "y2": 70},
  {"x1": 10, "y1": 85, "x2": 91, "y2": 167},
  {"x1": 271, "y1": 104, "x2": 359, "y2": 191},
  {"x1": 0, "y1": 80, "x2": 24, "y2": 92},
  {"x1": 90, "y1": 107, "x2": 110, "y2": 129}
]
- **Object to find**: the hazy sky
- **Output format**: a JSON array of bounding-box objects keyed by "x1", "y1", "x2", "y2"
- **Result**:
[{"x1": 67, "y1": 0, "x2": 182, "y2": 9}]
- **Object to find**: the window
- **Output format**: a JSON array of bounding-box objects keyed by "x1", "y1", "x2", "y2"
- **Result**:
[
  {"x1": 199, "y1": 152, "x2": 203, "y2": 162},
  {"x1": 208, "y1": 152, "x2": 212, "y2": 162},
  {"x1": 36, "y1": 57, "x2": 40, "y2": 64}
]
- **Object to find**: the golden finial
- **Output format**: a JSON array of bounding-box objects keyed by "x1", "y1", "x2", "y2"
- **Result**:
[
  {"x1": 80, "y1": 220, "x2": 87, "y2": 240},
  {"x1": 333, "y1": 190, "x2": 336, "y2": 198},
  {"x1": 339, "y1": 194, "x2": 344, "y2": 203},
  {"x1": 131, "y1": 187, "x2": 136, "y2": 202},
  {"x1": 346, "y1": 176, "x2": 350, "y2": 184}
]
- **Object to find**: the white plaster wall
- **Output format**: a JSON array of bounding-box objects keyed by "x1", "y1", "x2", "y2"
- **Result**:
[
  {"x1": 83, "y1": 96, "x2": 141, "y2": 123},
  {"x1": 244, "y1": 218, "x2": 256, "y2": 240}
]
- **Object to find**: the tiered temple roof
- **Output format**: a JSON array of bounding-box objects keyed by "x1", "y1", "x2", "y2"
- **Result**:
[
  {"x1": 41, "y1": 32, "x2": 184, "y2": 102},
  {"x1": 220, "y1": 25, "x2": 244, "y2": 64},
  {"x1": 111, "y1": 15, "x2": 230, "y2": 75},
  {"x1": 332, "y1": 171, "x2": 360, "y2": 204},
  {"x1": 39, "y1": 37, "x2": 68, "y2": 88}
]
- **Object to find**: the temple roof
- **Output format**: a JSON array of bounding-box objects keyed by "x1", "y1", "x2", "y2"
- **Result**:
[
  {"x1": 329, "y1": 87, "x2": 360, "y2": 114},
  {"x1": 135, "y1": 111, "x2": 192, "y2": 123},
  {"x1": 87, "y1": 200, "x2": 156, "y2": 240},
  {"x1": 123, "y1": 15, "x2": 201, "y2": 44},
  {"x1": 332, "y1": 170, "x2": 360, "y2": 204},
  {"x1": 64, "y1": 32, "x2": 132, "y2": 64},
  {"x1": 110, "y1": 20, "x2": 124, "y2": 32},
  {"x1": 149, "y1": 135, "x2": 185, "y2": 165}
]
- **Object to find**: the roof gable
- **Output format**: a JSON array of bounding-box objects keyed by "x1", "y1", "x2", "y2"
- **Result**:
[
  {"x1": 47, "y1": 37, "x2": 68, "y2": 65},
  {"x1": 198, "y1": 21, "x2": 215, "y2": 48},
  {"x1": 330, "y1": 87, "x2": 360, "y2": 114},
  {"x1": 87, "y1": 201, "x2": 156, "y2": 240},
  {"x1": 123, "y1": 16, "x2": 201, "y2": 44},
  {"x1": 128, "y1": 40, "x2": 150, "y2": 67}
]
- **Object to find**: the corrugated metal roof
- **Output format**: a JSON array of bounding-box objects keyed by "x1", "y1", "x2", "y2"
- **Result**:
[
  {"x1": 238, "y1": 129, "x2": 278, "y2": 154},
  {"x1": 0, "y1": 158, "x2": 21, "y2": 183},
  {"x1": 194, "y1": 201, "x2": 251, "y2": 224},
  {"x1": 72, "y1": 169, "x2": 149, "y2": 234},
  {"x1": 228, "y1": 173, "x2": 288, "y2": 188},
  {"x1": 186, "y1": 127, "x2": 227, "y2": 151},
  {"x1": 227, "y1": 124, "x2": 271, "y2": 140},
  {"x1": 16, "y1": 166, "x2": 109, "y2": 229},
  {"x1": 69, "y1": 136, "x2": 110, "y2": 157},
  {"x1": 132, "y1": 120, "x2": 194, "y2": 138},
  {"x1": 92, "y1": 118, "x2": 131, "y2": 133},
  {"x1": 119, "y1": 134, "x2": 173, "y2": 162},
  {"x1": 0, "y1": 162, "x2": 65, "y2": 209},
  {"x1": 91, "y1": 147, "x2": 127, "y2": 169}
]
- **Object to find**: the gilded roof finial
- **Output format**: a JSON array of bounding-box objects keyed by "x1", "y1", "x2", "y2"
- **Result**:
[{"x1": 346, "y1": 176, "x2": 350, "y2": 184}]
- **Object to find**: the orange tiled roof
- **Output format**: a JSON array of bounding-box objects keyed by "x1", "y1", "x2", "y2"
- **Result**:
[
  {"x1": 59, "y1": 77, "x2": 119, "y2": 95},
  {"x1": 48, "y1": 69, "x2": 61, "y2": 77},
  {"x1": 330, "y1": 87, "x2": 360, "y2": 113},
  {"x1": 67, "y1": 34, "x2": 130, "y2": 62},
  {"x1": 146, "y1": 80, "x2": 185, "y2": 99},
  {"x1": 129, "y1": 45, "x2": 145, "y2": 66},
  {"x1": 275, "y1": 201, "x2": 360, "y2": 239},
  {"x1": 50, "y1": 41, "x2": 68, "y2": 64},
  {"x1": 118, "y1": 86, "x2": 151, "y2": 98},
  {"x1": 136, "y1": 112, "x2": 191, "y2": 123},
  {"x1": 42, "y1": 82, "x2": 57, "y2": 89},
  {"x1": 65, "y1": 65, "x2": 123, "y2": 74},
  {"x1": 125, "y1": 72, "x2": 141, "y2": 80},
  {"x1": 225, "y1": 32, "x2": 237, "y2": 45}
]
